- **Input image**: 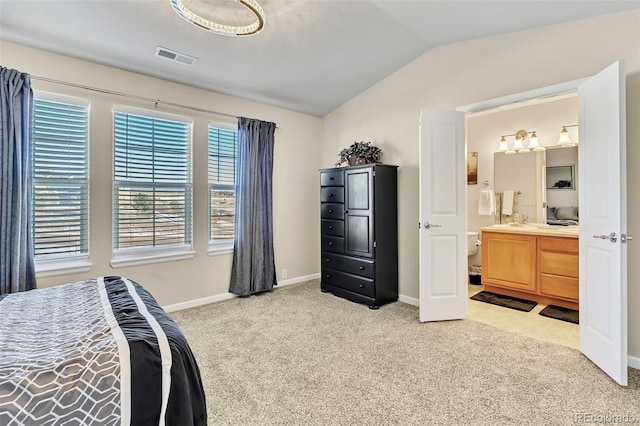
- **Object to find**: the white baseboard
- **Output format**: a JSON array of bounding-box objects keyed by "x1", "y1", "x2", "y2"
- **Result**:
[
  {"x1": 277, "y1": 273, "x2": 320, "y2": 287},
  {"x1": 629, "y1": 354, "x2": 640, "y2": 370},
  {"x1": 162, "y1": 273, "x2": 320, "y2": 313},
  {"x1": 398, "y1": 293, "x2": 419, "y2": 306}
]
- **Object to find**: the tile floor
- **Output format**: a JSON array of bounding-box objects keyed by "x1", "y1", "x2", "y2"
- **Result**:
[{"x1": 467, "y1": 283, "x2": 579, "y2": 349}]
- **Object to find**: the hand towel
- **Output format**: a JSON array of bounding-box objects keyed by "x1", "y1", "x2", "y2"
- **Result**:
[
  {"x1": 502, "y1": 190, "x2": 514, "y2": 215},
  {"x1": 477, "y1": 189, "x2": 495, "y2": 215}
]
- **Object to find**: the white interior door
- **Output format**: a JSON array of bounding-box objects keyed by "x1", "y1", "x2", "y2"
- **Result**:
[
  {"x1": 578, "y1": 60, "x2": 628, "y2": 385},
  {"x1": 418, "y1": 110, "x2": 466, "y2": 322}
]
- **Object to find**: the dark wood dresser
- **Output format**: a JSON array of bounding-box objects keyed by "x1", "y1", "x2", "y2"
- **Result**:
[{"x1": 319, "y1": 164, "x2": 398, "y2": 308}]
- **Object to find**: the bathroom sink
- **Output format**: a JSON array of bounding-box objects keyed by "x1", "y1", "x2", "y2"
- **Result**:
[{"x1": 491, "y1": 224, "x2": 537, "y2": 229}]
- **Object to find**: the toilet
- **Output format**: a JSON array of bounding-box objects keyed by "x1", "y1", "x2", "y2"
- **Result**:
[
  {"x1": 467, "y1": 231, "x2": 479, "y2": 256},
  {"x1": 467, "y1": 231, "x2": 481, "y2": 285}
]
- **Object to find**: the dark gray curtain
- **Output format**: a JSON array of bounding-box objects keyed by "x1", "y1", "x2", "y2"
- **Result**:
[
  {"x1": 229, "y1": 117, "x2": 277, "y2": 296},
  {"x1": 0, "y1": 67, "x2": 36, "y2": 294}
]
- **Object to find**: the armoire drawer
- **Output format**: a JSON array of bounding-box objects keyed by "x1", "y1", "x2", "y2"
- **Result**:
[
  {"x1": 321, "y1": 219, "x2": 344, "y2": 237},
  {"x1": 321, "y1": 268, "x2": 375, "y2": 297},
  {"x1": 322, "y1": 252, "x2": 374, "y2": 278},
  {"x1": 320, "y1": 170, "x2": 344, "y2": 187},
  {"x1": 321, "y1": 203, "x2": 344, "y2": 220},
  {"x1": 322, "y1": 236, "x2": 344, "y2": 253},
  {"x1": 320, "y1": 187, "x2": 344, "y2": 203}
]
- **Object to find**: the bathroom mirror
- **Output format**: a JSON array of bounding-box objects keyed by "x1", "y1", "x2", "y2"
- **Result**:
[{"x1": 493, "y1": 145, "x2": 578, "y2": 224}]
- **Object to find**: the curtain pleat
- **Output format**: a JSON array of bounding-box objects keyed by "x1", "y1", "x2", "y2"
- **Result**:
[
  {"x1": 229, "y1": 117, "x2": 276, "y2": 296},
  {"x1": 0, "y1": 67, "x2": 36, "y2": 294}
]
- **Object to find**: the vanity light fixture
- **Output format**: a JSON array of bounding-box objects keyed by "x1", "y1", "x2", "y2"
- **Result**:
[
  {"x1": 529, "y1": 131, "x2": 545, "y2": 152},
  {"x1": 170, "y1": 0, "x2": 265, "y2": 37},
  {"x1": 558, "y1": 124, "x2": 578, "y2": 147},
  {"x1": 498, "y1": 136, "x2": 509, "y2": 152},
  {"x1": 498, "y1": 129, "x2": 540, "y2": 154}
]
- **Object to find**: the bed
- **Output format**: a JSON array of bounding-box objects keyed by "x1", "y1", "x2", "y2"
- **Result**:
[
  {"x1": 547, "y1": 206, "x2": 579, "y2": 226},
  {"x1": 0, "y1": 276, "x2": 207, "y2": 425}
]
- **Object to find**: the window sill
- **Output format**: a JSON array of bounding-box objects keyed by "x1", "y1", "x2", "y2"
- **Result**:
[
  {"x1": 111, "y1": 245, "x2": 195, "y2": 269},
  {"x1": 35, "y1": 256, "x2": 92, "y2": 279},
  {"x1": 208, "y1": 241, "x2": 234, "y2": 257}
]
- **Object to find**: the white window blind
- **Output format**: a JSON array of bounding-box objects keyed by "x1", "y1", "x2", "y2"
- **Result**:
[
  {"x1": 113, "y1": 110, "x2": 192, "y2": 250},
  {"x1": 32, "y1": 97, "x2": 89, "y2": 259},
  {"x1": 208, "y1": 125, "x2": 237, "y2": 241}
]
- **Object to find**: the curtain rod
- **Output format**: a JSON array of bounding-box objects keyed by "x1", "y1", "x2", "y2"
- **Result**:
[{"x1": 31, "y1": 75, "x2": 243, "y2": 121}]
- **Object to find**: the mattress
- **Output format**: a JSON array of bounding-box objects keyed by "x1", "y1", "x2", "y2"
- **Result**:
[{"x1": 0, "y1": 276, "x2": 207, "y2": 425}]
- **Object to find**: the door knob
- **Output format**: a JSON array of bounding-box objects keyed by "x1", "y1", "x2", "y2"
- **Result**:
[
  {"x1": 593, "y1": 232, "x2": 617, "y2": 243},
  {"x1": 423, "y1": 221, "x2": 442, "y2": 229}
]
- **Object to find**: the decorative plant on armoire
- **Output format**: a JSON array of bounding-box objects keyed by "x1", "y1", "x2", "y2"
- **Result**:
[{"x1": 335, "y1": 141, "x2": 383, "y2": 167}]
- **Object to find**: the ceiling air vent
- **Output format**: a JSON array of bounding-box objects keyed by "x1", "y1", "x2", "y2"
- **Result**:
[{"x1": 154, "y1": 46, "x2": 197, "y2": 66}]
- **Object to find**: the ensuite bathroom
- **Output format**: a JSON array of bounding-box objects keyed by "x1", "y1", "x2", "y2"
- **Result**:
[{"x1": 465, "y1": 93, "x2": 580, "y2": 347}]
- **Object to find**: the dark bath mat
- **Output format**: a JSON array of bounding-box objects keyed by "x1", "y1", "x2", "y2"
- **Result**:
[
  {"x1": 539, "y1": 305, "x2": 579, "y2": 324},
  {"x1": 470, "y1": 291, "x2": 537, "y2": 312}
]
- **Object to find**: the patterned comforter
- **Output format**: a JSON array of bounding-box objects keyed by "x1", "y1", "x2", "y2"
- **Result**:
[{"x1": 0, "y1": 276, "x2": 207, "y2": 425}]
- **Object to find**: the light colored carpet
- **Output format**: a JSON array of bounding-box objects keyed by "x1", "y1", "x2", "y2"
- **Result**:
[{"x1": 170, "y1": 280, "x2": 640, "y2": 425}]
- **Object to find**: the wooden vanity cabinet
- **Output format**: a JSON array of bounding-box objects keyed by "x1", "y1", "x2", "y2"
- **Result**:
[
  {"x1": 481, "y1": 230, "x2": 579, "y2": 310},
  {"x1": 481, "y1": 232, "x2": 537, "y2": 292}
]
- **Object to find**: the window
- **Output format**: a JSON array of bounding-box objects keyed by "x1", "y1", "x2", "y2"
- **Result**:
[
  {"x1": 32, "y1": 94, "x2": 91, "y2": 277},
  {"x1": 208, "y1": 123, "x2": 237, "y2": 254},
  {"x1": 112, "y1": 107, "x2": 194, "y2": 267}
]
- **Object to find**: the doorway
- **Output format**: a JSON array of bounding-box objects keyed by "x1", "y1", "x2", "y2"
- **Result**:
[{"x1": 464, "y1": 94, "x2": 580, "y2": 349}]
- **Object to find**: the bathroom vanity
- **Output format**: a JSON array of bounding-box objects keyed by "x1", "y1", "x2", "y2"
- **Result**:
[{"x1": 480, "y1": 225, "x2": 578, "y2": 310}]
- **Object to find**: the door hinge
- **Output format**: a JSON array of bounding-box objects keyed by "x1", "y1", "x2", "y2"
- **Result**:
[
  {"x1": 373, "y1": 170, "x2": 376, "y2": 177},
  {"x1": 373, "y1": 241, "x2": 377, "y2": 248}
]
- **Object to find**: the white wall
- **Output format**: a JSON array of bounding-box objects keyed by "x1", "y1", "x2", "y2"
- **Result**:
[
  {"x1": 322, "y1": 10, "x2": 640, "y2": 358},
  {"x1": 1, "y1": 41, "x2": 322, "y2": 307}
]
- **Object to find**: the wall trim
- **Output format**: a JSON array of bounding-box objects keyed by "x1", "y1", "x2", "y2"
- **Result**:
[
  {"x1": 162, "y1": 273, "x2": 320, "y2": 313},
  {"x1": 398, "y1": 293, "x2": 419, "y2": 306},
  {"x1": 628, "y1": 355, "x2": 640, "y2": 370}
]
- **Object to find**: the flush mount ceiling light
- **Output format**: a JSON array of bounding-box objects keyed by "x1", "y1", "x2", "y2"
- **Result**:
[{"x1": 170, "y1": 0, "x2": 265, "y2": 37}]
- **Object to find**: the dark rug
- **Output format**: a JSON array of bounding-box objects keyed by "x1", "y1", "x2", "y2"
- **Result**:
[
  {"x1": 539, "y1": 305, "x2": 579, "y2": 324},
  {"x1": 470, "y1": 291, "x2": 537, "y2": 312}
]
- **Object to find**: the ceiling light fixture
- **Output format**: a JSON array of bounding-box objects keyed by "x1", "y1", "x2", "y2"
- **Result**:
[{"x1": 170, "y1": 0, "x2": 265, "y2": 37}]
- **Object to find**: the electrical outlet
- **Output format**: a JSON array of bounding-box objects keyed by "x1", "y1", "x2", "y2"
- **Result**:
[{"x1": 281, "y1": 269, "x2": 288, "y2": 279}]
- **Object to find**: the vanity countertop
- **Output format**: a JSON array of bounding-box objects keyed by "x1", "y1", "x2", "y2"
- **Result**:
[{"x1": 480, "y1": 223, "x2": 578, "y2": 238}]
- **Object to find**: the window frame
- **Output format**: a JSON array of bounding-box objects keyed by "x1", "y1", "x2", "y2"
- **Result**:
[
  {"x1": 111, "y1": 105, "x2": 195, "y2": 268},
  {"x1": 32, "y1": 91, "x2": 92, "y2": 278},
  {"x1": 208, "y1": 121, "x2": 238, "y2": 256}
]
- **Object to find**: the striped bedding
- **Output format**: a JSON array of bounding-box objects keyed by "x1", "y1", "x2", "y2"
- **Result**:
[{"x1": 0, "y1": 276, "x2": 207, "y2": 426}]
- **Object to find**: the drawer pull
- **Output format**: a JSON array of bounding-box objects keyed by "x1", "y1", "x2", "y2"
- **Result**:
[
  {"x1": 329, "y1": 177, "x2": 334, "y2": 180},
  {"x1": 328, "y1": 225, "x2": 333, "y2": 230},
  {"x1": 325, "y1": 258, "x2": 330, "y2": 262},
  {"x1": 359, "y1": 266, "x2": 365, "y2": 270},
  {"x1": 359, "y1": 284, "x2": 365, "y2": 288},
  {"x1": 328, "y1": 242, "x2": 334, "y2": 246},
  {"x1": 325, "y1": 274, "x2": 331, "y2": 278},
  {"x1": 328, "y1": 209, "x2": 333, "y2": 213},
  {"x1": 329, "y1": 193, "x2": 333, "y2": 197}
]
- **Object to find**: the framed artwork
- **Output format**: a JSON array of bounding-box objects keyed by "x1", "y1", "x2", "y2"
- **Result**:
[
  {"x1": 467, "y1": 152, "x2": 478, "y2": 185},
  {"x1": 546, "y1": 165, "x2": 574, "y2": 189}
]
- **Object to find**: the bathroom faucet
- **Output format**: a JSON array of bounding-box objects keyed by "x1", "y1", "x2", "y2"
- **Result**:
[
  {"x1": 522, "y1": 212, "x2": 528, "y2": 224},
  {"x1": 513, "y1": 213, "x2": 519, "y2": 225}
]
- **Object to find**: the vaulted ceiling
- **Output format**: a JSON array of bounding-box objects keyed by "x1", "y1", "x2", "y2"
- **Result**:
[{"x1": 1, "y1": 1, "x2": 638, "y2": 117}]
